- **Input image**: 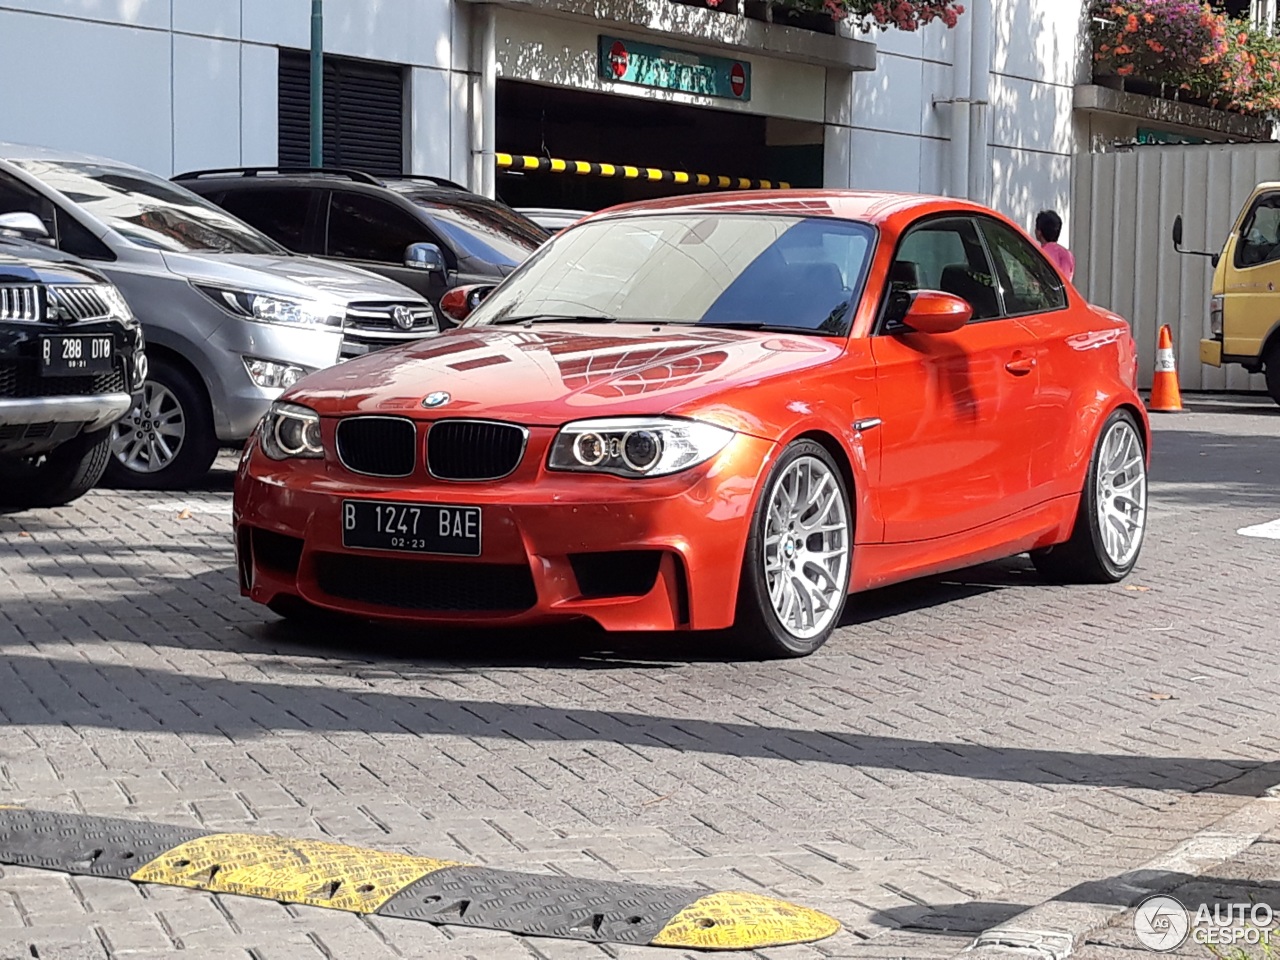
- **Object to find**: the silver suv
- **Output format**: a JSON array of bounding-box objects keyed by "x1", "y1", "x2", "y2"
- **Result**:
[{"x1": 0, "y1": 144, "x2": 438, "y2": 489}]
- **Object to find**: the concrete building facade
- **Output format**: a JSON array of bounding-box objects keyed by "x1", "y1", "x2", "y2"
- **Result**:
[{"x1": 0, "y1": 0, "x2": 1273, "y2": 235}]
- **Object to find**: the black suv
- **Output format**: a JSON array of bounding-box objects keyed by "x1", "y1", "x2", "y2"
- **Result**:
[
  {"x1": 175, "y1": 168, "x2": 549, "y2": 326},
  {"x1": 0, "y1": 215, "x2": 145, "y2": 509}
]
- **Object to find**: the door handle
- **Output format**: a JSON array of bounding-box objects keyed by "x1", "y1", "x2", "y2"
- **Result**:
[{"x1": 1005, "y1": 357, "x2": 1037, "y2": 376}]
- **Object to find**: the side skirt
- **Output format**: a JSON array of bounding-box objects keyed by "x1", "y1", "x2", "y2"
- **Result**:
[{"x1": 849, "y1": 494, "x2": 1079, "y2": 593}]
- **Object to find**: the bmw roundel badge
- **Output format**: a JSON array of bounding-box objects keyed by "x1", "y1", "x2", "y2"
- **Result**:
[{"x1": 422, "y1": 391, "x2": 451, "y2": 408}]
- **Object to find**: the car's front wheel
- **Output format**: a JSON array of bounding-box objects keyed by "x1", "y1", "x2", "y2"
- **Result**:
[
  {"x1": 1032, "y1": 409, "x2": 1148, "y2": 583},
  {"x1": 733, "y1": 440, "x2": 853, "y2": 658},
  {"x1": 105, "y1": 358, "x2": 218, "y2": 490},
  {"x1": 0, "y1": 429, "x2": 112, "y2": 510}
]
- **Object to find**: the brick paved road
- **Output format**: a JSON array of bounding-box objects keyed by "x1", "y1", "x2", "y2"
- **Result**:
[{"x1": 0, "y1": 399, "x2": 1278, "y2": 960}]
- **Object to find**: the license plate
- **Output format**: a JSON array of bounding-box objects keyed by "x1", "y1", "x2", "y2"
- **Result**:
[
  {"x1": 342, "y1": 500, "x2": 481, "y2": 556},
  {"x1": 40, "y1": 335, "x2": 114, "y2": 377}
]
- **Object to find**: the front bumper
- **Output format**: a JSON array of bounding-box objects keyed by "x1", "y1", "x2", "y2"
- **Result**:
[
  {"x1": 233, "y1": 429, "x2": 775, "y2": 632},
  {"x1": 0, "y1": 393, "x2": 131, "y2": 430},
  {"x1": 1200, "y1": 338, "x2": 1223, "y2": 367}
]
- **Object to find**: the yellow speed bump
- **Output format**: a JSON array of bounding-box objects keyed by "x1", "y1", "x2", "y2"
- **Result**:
[
  {"x1": 0, "y1": 807, "x2": 839, "y2": 949},
  {"x1": 131, "y1": 833, "x2": 459, "y2": 913},
  {"x1": 652, "y1": 891, "x2": 842, "y2": 950}
]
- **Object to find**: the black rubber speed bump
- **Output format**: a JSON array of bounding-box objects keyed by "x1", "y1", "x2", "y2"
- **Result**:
[{"x1": 0, "y1": 808, "x2": 839, "y2": 950}]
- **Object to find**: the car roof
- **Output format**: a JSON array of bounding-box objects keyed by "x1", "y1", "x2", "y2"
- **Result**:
[
  {"x1": 587, "y1": 190, "x2": 1000, "y2": 227},
  {"x1": 0, "y1": 141, "x2": 140, "y2": 168}
]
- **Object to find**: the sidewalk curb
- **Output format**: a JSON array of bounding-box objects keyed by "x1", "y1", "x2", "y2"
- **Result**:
[{"x1": 954, "y1": 787, "x2": 1280, "y2": 960}]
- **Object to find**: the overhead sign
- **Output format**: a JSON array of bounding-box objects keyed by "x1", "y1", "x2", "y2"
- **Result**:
[{"x1": 599, "y1": 36, "x2": 751, "y2": 102}]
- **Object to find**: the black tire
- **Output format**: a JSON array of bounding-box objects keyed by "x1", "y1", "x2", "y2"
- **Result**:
[
  {"x1": 1265, "y1": 341, "x2": 1280, "y2": 407},
  {"x1": 1032, "y1": 409, "x2": 1147, "y2": 584},
  {"x1": 104, "y1": 357, "x2": 218, "y2": 490},
  {"x1": 0, "y1": 429, "x2": 112, "y2": 509},
  {"x1": 732, "y1": 440, "x2": 853, "y2": 659}
]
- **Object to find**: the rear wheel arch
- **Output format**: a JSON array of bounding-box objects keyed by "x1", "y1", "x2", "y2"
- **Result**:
[{"x1": 1115, "y1": 402, "x2": 1150, "y2": 455}]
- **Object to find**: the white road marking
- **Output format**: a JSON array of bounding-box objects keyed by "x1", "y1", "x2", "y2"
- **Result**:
[{"x1": 1238, "y1": 518, "x2": 1280, "y2": 540}]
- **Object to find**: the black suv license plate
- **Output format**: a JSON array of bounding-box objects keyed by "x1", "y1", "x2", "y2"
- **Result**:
[
  {"x1": 342, "y1": 500, "x2": 481, "y2": 556},
  {"x1": 40, "y1": 335, "x2": 114, "y2": 377}
]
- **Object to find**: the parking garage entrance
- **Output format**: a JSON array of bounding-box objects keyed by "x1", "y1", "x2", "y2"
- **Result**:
[{"x1": 493, "y1": 80, "x2": 825, "y2": 212}]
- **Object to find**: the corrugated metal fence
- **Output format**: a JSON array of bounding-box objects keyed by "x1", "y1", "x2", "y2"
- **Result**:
[{"x1": 1073, "y1": 142, "x2": 1280, "y2": 391}]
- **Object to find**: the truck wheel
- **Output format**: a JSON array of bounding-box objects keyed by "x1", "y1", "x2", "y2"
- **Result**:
[
  {"x1": 105, "y1": 357, "x2": 218, "y2": 490},
  {"x1": 1265, "y1": 342, "x2": 1280, "y2": 406},
  {"x1": 0, "y1": 429, "x2": 112, "y2": 509}
]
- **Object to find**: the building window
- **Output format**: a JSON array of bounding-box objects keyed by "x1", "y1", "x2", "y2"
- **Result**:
[{"x1": 278, "y1": 50, "x2": 405, "y2": 176}]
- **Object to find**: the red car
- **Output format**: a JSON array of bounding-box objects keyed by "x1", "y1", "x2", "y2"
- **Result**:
[{"x1": 234, "y1": 191, "x2": 1149, "y2": 658}]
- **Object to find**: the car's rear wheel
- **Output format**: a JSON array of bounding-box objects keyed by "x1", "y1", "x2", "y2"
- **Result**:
[
  {"x1": 105, "y1": 357, "x2": 218, "y2": 490},
  {"x1": 1264, "y1": 341, "x2": 1280, "y2": 406},
  {"x1": 0, "y1": 429, "x2": 112, "y2": 509},
  {"x1": 733, "y1": 440, "x2": 852, "y2": 658},
  {"x1": 1032, "y1": 409, "x2": 1147, "y2": 583}
]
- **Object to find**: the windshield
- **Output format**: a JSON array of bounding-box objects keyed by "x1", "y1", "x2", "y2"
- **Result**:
[
  {"x1": 410, "y1": 197, "x2": 546, "y2": 267},
  {"x1": 12, "y1": 160, "x2": 289, "y2": 255},
  {"x1": 466, "y1": 213, "x2": 876, "y2": 335}
]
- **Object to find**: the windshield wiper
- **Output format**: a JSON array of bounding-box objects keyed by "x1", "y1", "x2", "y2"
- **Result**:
[
  {"x1": 697, "y1": 321, "x2": 830, "y2": 335},
  {"x1": 489, "y1": 313, "x2": 618, "y2": 326}
]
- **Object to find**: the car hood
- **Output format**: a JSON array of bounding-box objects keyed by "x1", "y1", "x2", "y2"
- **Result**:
[
  {"x1": 0, "y1": 239, "x2": 105, "y2": 286},
  {"x1": 159, "y1": 251, "x2": 427, "y2": 306},
  {"x1": 284, "y1": 323, "x2": 843, "y2": 428}
]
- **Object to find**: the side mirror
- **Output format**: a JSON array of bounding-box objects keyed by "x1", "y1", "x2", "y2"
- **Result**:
[
  {"x1": 439, "y1": 283, "x2": 495, "y2": 324},
  {"x1": 1172, "y1": 214, "x2": 1184, "y2": 249},
  {"x1": 405, "y1": 242, "x2": 446, "y2": 272},
  {"x1": 0, "y1": 212, "x2": 50, "y2": 240},
  {"x1": 901, "y1": 290, "x2": 972, "y2": 335}
]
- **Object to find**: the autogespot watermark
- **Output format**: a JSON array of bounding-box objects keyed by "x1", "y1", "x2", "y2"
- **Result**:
[{"x1": 1134, "y1": 895, "x2": 1277, "y2": 952}]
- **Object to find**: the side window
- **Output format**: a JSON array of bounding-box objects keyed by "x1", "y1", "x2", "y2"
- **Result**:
[
  {"x1": 0, "y1": 173, "x2": 114, "y2": 260},
  {"x1": 1235, "y1": 194, "x2": 1280, "y2": 268},
  {"x1": 326, "y1": 192, "x2": 430, "y2": 263},
  {"x1": 56, "y1": 211, "x2": 115, "y2": 261},
  {"x1": 0, "y1": 172, "x2": 57, "y2": 237},
  {"x1": 979, "y1": 218, "x2": 1067, "y2": 316},
  {"x1": 218, "y1": 188, "x2": 316, "y2": 253},
  {"x1": 882, "y1": 217, "x2": 1000, "y2": 329}
]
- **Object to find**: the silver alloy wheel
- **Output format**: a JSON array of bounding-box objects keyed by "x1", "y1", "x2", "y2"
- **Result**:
[
  {"x1": 1096, "y1": 417, "x2": 1147, "y2": 568},
  {"x1": 763, "y1": 455, "x2": 851, "y2": 640},
  {"x1": 110, "y1": 381, "x2": 186, "y2": 475}
]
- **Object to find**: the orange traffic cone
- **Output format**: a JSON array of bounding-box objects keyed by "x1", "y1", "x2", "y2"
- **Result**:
[{"x1": 1148, "y1": 324, "x2": 1186, "y2": 413}]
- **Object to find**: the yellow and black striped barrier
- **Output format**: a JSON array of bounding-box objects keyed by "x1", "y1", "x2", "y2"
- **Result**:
[
  {"x1": 496, "y1": 152, "x2": 791, "y2": 191},
  {"x1": 0, "y1": 807, "x2": 839, "y2": 950}
]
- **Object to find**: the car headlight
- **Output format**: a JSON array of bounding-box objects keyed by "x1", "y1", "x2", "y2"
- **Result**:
[
  {"x1": 195, "y1": 284, "x2": 342, "y2": 329},
  {"x1": 98, "y1": 283, "x2": 134, "y2": 321},
  {"x1": 259, "y1": 402, "x2": 324, "y2": 460},
  {"x1": 244, "y1": 357, "x2": 310, "y2": 389},
  {"x1": 548, "y1": 417, "x2": 734, "y2": 478},
  {"x1": 1210, "y1": 294, "x2": 1224, "y2": 338}
]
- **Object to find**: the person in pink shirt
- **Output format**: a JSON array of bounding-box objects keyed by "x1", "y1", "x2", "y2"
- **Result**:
[{"x1": 1035, "y1": 210, "x2": 1075, "y2": 282}]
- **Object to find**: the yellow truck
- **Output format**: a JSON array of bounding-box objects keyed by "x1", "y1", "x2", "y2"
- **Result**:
[{"x1": 1174, "y1": 186, "x2": 1280, "y2": 405}]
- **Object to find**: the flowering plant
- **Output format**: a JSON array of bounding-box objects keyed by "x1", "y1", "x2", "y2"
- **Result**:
[
  {"x1": 1091, "y1": 0, "x2": 1228, "y2": 88},
  {"x1": 722, "y1": 0, "x2": 965, "y2": 31},
  {"x1": 1210, "y1": 26, "x2": 1280, "y2": 113}
]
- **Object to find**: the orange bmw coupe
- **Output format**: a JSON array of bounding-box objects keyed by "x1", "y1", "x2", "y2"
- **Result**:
[{"x1": 233, "y1": 191, "x2": 1149, "y2": 658}]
